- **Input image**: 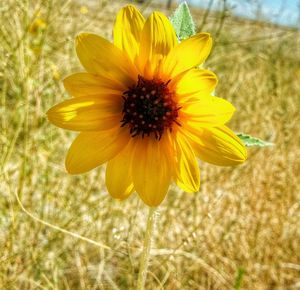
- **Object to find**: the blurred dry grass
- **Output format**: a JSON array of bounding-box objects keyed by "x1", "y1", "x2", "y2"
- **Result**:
[{"x1": 0, "y1": 0, "x2": 299, "y2": 289}]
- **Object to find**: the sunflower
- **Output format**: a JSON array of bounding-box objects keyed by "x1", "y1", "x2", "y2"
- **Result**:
[{"x1": 47, "y1": 5, "x2": 247, "y2": 207}]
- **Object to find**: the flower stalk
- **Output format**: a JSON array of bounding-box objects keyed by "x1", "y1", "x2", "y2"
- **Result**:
[{"x1": 137, "y1": 206, "x2": 157, "y2": 290}]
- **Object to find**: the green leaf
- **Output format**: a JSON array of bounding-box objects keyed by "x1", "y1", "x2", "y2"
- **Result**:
[
  {"x1": 170, "y1": 2, "x2": 196, "y2": 40},
  {"x1": 237, "y1": 133, "x2": 274, "y2": 147}
]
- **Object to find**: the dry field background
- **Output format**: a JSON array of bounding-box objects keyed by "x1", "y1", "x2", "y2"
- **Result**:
[{"x1": 1, "y1": 0, "x2": 300, "y2": 289}]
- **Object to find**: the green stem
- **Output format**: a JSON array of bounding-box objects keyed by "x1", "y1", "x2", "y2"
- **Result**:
[{"x1": 137, "y1": 206, "x2": 157, "y2": 290}]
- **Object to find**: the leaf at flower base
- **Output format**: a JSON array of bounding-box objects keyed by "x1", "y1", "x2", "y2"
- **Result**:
[
  {"x1": 170, "y1": 2, "x2": 196, "y2": 41},
  {"x1": 237, "y1": 133, "x2": 274, "y2": 147}
]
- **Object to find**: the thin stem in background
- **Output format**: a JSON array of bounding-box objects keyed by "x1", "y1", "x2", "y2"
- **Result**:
[
  {"x1": 137, "y1": 206, "x2": 158, "y2": 290},
  {"x1": 215, "y1": 0, "x2": 228, "y2": 39},
  {"x1": 199, "y1": 0, "x2": 214, "y2": 30},
  {"x1": 167, "y1": 0, "x2": 172, "y2": 9}
]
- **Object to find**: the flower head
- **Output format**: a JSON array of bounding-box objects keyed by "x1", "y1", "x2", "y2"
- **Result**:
[
  {"x1": 29, "y1": 18, "x2": 47, "y2": 34},
  {"x1": 51, "y1": 64, "x2": 61, "y2": 81},
  {"x1": 47, "y1": 5, "x2": 247, "y2": 206},
  {"x1": 80, "y1": 6, "x2": 89, "y2": 15}
]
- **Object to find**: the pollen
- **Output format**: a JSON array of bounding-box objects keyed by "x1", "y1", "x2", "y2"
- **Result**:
[{"x1": 121, "y1": 75, "x2": 181, "y2": 140}]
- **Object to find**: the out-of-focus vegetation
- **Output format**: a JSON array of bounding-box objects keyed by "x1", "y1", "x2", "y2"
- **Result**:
[{"x1": 0, "y1": 0, "x2": 299, "y2": 289}]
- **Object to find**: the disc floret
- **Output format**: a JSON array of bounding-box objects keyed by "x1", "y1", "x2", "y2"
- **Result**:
[{"x1": 121, "y1": 75, "x2": 181, "y2": 139}]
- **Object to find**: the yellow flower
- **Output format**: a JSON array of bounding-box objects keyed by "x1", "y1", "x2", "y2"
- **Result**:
[
  {"x1": 47, "y1": 5, "x2": 247, "y2": 207},
  {"x1": 29, "y1": 18, "x2": 47, "y2": 34},
  {"x1": 80, "y1": 6, "x2": 89, "y2": 15},
  {"x1": 51, "y1": 64, "x2": 61, "y2": 81}
]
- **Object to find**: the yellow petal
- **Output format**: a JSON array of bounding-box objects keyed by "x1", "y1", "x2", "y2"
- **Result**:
[
  {"x1": 186, "y1": 125, "x2": 247, "y2": 166},
  {"x1": 75, "y1": 33, "x2": 137, "y2": 87},
  {"x1": 172, "y1": 69, "x2": 218, "y2": 102},
  {"x1": 114, "y1": 5, "x2": 145, "y2": 62},
  {"x1": 106, "y1": 142, "x2": 134, "y2": 200},
  {"x1": 174, "y1": 131, "x2": 200, "y2": 193},
  {"x1": 162, "y1": 33, "x2": 212, "y2": 78},
  {"x1": 137, "y1": 11, "x2": 177, "y2": 78},
  {"x1": 132, "y1": 137, "x2": 172, "y2": 207},
  {"x1": 47, "y1": 96, "x2": 122, "y2": 131},
  {"x1": 63, "y1": 73, "x2": 125, "y2": 97},
  {"x1": 66, "y1": 127, "x2": 130, "y2": 174},
  {"x1": 181, "y1": 96, "x2": 236, "y2": 126}
]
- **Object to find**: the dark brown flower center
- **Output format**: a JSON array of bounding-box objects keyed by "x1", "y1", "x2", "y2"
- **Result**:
[{"x1": 121, "y1": 75, "x2": 181, "y2": 140}]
